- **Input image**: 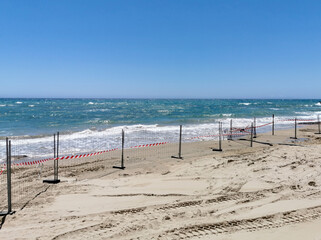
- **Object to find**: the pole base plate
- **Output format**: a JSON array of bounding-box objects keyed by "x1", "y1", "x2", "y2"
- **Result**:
[
  {"x1": 43, "y1": 179, "x2": 60, "y2": 184},
  {"x1": 113, "y1": 166, "x2": 125, "y2": 170},
  {"x1": 212, "y1": 149, "x2": 223, "y2": 152},
  {"x1": 171, "y1": 156, "x2": 183, "y2": 160}
]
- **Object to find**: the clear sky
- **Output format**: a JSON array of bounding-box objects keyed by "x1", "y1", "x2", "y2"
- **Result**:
[{"x1": 0, "y1": 0, "x2": 321, "y2": 99}]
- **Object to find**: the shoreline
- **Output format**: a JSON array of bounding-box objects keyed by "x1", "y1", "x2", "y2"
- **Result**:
[
  {"x1": 1, "y1": 115, "x2": 319, "y2": 164},
  {"x1": 0, "y1": 124, "x2": 321, "y2": 239}
]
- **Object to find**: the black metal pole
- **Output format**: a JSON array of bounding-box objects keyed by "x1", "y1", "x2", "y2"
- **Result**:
[
  {"x1": 213, "y1": 122, "x2": 223, "y2": 151},
  {"x1": 53, "y1": 134, "x2": 56, "y2": 180},
  {"x1": 1, "y1": 138, "x2": 13, "y2": 216},
  {"x1": 57, "y1": 132, "x2": 59, "y2": 157},
  {"x1": 219, "y1": 122, "x2": 222, "y2": 150},
  {"x1": 57, "y1": 132, "x2": 59, "y2": 179},
  {"x1": 55, "y1": 132, "x2": 59, "y2": 181},
  {"x1": 228, "y1": 119, "x2": 232, "y2": 140},
  {"x1": 121, "y1": 129, "x2": 124, "y2": 168},
  {"x1": 54, "y1": 134, "x2": 56, "y2": 158},
  {"x1": 294, "y1": 118, "x2": 297, "y2": 139},
  {"x1": 43, "y1": 133, "x2": 60, "y2": 184},
  {"x1": 171, "y1": 125, "x2": 183, "y2": 159},
  {"x1": 178, "y1": 125, "x2": 182, "y2": 158},
  {"x1": 254, "y1": 117, "x2": 257, "y2": 138},
  {"x1": 272, "y1": 114, "x2": 275, "y2": 136},
  {"x1": 113, "y1": 130, "x2": 126, "y2": 169},
  {"x1": 250, "y1": 123, "x2": 253, "y2": 147},
  {"x1": 7, "y1": 140, "x2": 12, "y2": 214}
]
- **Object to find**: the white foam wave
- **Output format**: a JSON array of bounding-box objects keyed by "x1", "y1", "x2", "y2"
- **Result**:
[
  {"x1": 295, "y1": 111, "x2": 311, "y2": 115},
  {"x1": 87, "y1": 102, "x2": 109, "y2": 106},
  {"x1": 239, "y1": 103, "x2": 251, "y2": 106},
  {"x1": 315, "y1": 102, "x2": 321, "y2": 106},
  {"x1": 28, "y1": 105, "x2": 35, "y2": 107},
  {"x1": 16, "y1": 101, "x2": 23, "y2": 104},
  {"x1": 0, "y1": 104, "x2": 6, "y2": 107},
  {"x1": 157, "y1": 110, "x2": 170, "y2": 114},
  {"x1": 86, "y1": 109, "x2": 110, "y2": 113},
  {"x1": 2, "y1": 111, "x2": 320, "y2": 163}
]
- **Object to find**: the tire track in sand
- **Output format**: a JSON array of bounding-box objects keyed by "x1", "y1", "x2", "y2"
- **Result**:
[{"x1": 158, "y1": 205, "x2": 321, "y2": 240}]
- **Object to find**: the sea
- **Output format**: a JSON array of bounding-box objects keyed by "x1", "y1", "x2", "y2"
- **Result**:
[{"x1": 0, "y1": 98, "x2": 320, "y2": 163}]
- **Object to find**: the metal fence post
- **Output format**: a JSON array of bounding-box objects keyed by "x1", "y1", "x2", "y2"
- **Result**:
[
  {"x1": 53, "y1": 133, "x2": 57, "y2": 180},
  {"x1": 250, "y1": 123, "x2": 253, "y2": 147},
  {"x1": 54, "y1": 132, "x2": 60, "y2": 182},
  {"x1": 213, "y1": 122, "x2": 222, "y2": 151},
  {"x1": 1, "y1": 138, "x2": 13, "y2": 216},
  {"x1": 121, "y1": 129, "x2": 125, "y2": 168},
  {"x1": 43, "y1": 133, "x2": 60, "y2": 183},
  {"x1": 7, "y1": 140, "x2": 12, "y2": 213},
  {"x1": 179, "y1": 125, "x2": 182, "y2": 158},
  {"x1": 254, "y1": 117, "x2": 257, "y2": 138},
  {"x1": 272, "y1": 114, "x2": 275, "y2": 135},
  {"x1": 171, "y1": 125, "x2": 183, "y2": 159},
  {"x1": 113, "y1": 129, "x2": 126, "y2": 169},
  {"x1": 294, "y1": 118, "x2": 297, "y2": 139},
  {"x1": 219, "y1": 122, "x2": 222, "y2": 150}
]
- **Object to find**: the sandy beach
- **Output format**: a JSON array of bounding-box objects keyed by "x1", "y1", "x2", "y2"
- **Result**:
[
  {"x1": 1, "y1": 124, "x2": 321, "y2": 239},
  {"x1": 2, "y1": 0, "x2": 321, "y2": 238}
]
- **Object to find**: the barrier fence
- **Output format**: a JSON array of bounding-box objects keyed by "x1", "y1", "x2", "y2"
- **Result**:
[{"x1": 0, "y1": 114, "x2": 320, "y2": 215}]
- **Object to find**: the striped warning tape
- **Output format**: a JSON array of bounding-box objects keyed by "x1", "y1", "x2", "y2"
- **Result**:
[
  {"x1": 256, "y1": 122, "x2": 273, "y2": 128},
  {"x1": 0, "y1": 142, "x2": 168, "y2": 174},
  {"x1": 230, "y1": 122, "x2": 272, "y2": 133},
  {"x1": 281, "y1": 119, "x2": 315, "y2": 122},
  {"x1": 188, "y1": 121, "x2": 275, "y2": 140},
  {"x1": 187, "y1": 117, "x2": 317, "y2": 141},
  {"x1": 189, "y1": 131, "x2": 251, "y2": 140},
  {"x1": 130, "y1": 142, "x2": 168, "y2": 148},
  {"x1": 0, "y1": 166, "x2": 5, "y2": 175},
  {"x1": 56, "y1": 148, "x2": 117, "y2": 161},
  {"x1": 0, "y1": 148, "x2": 119, "y2": 175}
]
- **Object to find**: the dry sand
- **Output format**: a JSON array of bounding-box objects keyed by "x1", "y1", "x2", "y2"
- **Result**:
[{"x1": 1, "y1": 124, "x2": 321, "y2": 239}]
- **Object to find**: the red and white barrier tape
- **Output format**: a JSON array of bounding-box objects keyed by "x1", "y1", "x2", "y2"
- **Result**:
[
  {"x1": 189, "y1": 131, "x2": 252, "y2": 140},
  {"x1": 0, "y1": 166, "x2": 5, "y2": 175},
  {"x1": 56, "y1": 148, "x2": 117, "y2": 161},
  {"x1": 281, "y1": 119, "x2": 315, "y2": 122},
  {"x1": 0, "y1": 148, "x2": 119, "y2": 175},
  {"x1": 256, "y1": 122, "x2": 273, "y2": 128},
  {"x1": 130, "y1": 142, "x2": 168, "y2": 148}
]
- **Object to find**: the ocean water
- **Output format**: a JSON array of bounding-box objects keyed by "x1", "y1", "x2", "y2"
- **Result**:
[{"x1": 0, "y1": 98, "x2": 320, "y2": 163}]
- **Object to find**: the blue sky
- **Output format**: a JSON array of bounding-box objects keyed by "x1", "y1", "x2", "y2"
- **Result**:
[{"x1": 0, "y1": 0, "x2": 321, "y2": 98}]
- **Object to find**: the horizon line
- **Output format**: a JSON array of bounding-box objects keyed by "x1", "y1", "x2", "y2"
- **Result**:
[{"x1": 0, "y1": 97, "x2": 320, "y2": 100}]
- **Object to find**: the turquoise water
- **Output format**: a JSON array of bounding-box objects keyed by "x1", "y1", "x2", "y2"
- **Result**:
[
  {"x1": 0, "y1": 98, "x2": 320, "y2": 137},
  {"x1": 0, "y1": 98, "x2": 320, "y2": 162}
]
